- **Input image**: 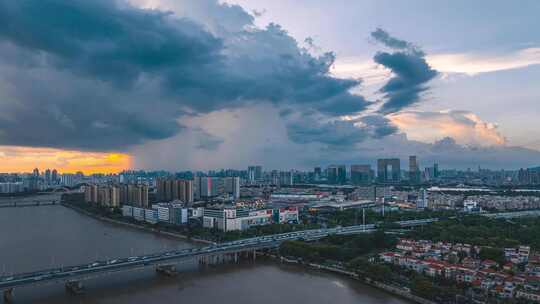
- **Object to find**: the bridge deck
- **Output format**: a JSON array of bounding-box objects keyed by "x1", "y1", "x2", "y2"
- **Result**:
[{"x1": 0, "y1": 225, "x2": 376, "y2": 291}]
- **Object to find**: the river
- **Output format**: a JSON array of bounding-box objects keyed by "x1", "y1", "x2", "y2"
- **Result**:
[{"x1": 0, "y1": 202, "x2": 409, "y2": 304}]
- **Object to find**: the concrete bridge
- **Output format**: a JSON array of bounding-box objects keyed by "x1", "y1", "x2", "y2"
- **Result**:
[
  {"x1": 0, "y1": 224, "x2": 376, "y2": 302},
  {"x1": 0, "y1": 200, "x2": 59, "y2": 208}
]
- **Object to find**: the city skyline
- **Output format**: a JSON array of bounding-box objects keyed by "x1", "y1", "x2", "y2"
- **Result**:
[{"x1": 0, "y1": 0, "x2": 539, "y2": 173}]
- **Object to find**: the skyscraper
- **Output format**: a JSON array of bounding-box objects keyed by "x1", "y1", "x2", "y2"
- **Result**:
[
  {"x1": 351, "y1": 165, "x2": 373, "y2": 185},
  {"x1": 327, "y1": 165, "x2": 338, "y2": 184},
  {"x1": 327, "y1": 165, "x2": 346, "y2": 184},
  {"x1": 409, "y1": 156, "x2": 420, "y2": 184},
  {"x1": 279, "y1": 171, "x2": 293, "y2": 186},
  {"x1": 247, "y1": 166, "x2": 262, "y2": 183},
  {"x1": 314, "y1": 167, "x2": 322, "y2": 181},
  {"x1": 377, "y1": 158, "x2": 401, "y2": 183},
  {"x1": 45, "y1": 169, "x2": 51, "y2": 185},
  {"x1": 255, "y1": 166, "x2": 262, "y2": 181},
  {"x1": 51, "y1": 169, "x2": 58, "y2": 185},
  {"x1": 338, "y1": 165, "x2": 346, "y2": 184}
]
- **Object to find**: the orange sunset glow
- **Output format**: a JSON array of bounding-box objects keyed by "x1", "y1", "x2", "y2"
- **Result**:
[{"x1": 0, "y1": 146, "x2": 132, "y2": 174}]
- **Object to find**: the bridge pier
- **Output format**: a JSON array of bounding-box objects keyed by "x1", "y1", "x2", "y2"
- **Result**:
[
  {"x1": 3, "y1": 288, "x2": 13, "y2": 303},
  {"x1": 156, "y1": 264, "x2": 178, "y2": 277},
  {"x1": 65, "y1": 280, "x2": 85, "y2": 295},
  {"x1": 198, "y1": 255, "x2": 208, "y2": 267}
]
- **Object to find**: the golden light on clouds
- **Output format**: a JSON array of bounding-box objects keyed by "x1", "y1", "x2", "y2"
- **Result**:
[
  {"x1": 389, "y1": 110, "x2": 506, "y2": 147},
  {"x1": 0, "y1": 146, "x2": 131, "y2": 174}
]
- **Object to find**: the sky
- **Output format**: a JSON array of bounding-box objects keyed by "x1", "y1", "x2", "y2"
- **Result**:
[{"x1": 0, "y1": 0, "x2": 539, "y2": 173}]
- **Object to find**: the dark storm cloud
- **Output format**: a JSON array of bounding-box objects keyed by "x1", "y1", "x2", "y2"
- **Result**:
[
  {"x1": 0, "y1": 65, "x2": 183, "y2": 150},
  {"x1": 371, "y1": 29, "x2": 438, "y2": 114},
  {"x1": 286, "y1": 114, "x2": 397, "y2": 147},
  {"x1": 0, "y1": 0, "x2": 372, "y2": 151},
  {"x1": 287, "y1": 118, "x2": 368, "y2": 146},
  {"x1": 371, "y1": 28, "x2": 424, "y2": 55},
  {"x1": 0, "y1": 0, "x2": 222, "y2": 85},
  {"x1": 360, "y1": 115, "x2": 398, "y2": 138}
]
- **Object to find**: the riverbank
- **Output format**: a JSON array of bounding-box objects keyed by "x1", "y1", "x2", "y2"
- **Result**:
[
  {"x1": 61, "y1": 202, "x2": 215, "y2": 245},
  {"x1": 267, "y1": 254, "x2": 436, "y2": 304},
  {"x1": 63, "y1": 201, "x2": 433, "y2": 303}
]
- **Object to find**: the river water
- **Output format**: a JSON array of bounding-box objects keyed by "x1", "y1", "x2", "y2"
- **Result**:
[{"x1": 0, "y1": 202, "x2": 408, "y2": 304}]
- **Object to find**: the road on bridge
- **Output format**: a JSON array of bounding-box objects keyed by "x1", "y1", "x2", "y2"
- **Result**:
[{"x1": 0, "y1": 225, "x2": 376, "y2": 294}]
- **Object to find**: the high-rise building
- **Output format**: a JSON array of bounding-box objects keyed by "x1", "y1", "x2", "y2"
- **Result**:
[
  {"x1": 517, "y1": 168, "x2": 540, "y2": 185},
  {"x1": 255, "y1": 166, "x2": 262, "y2": 181},
  {"x1": 351, "y1": 165, "x2": 373, "y2": 185},
  {"x1": 0, "y1": 182, "x2": 24, "y2": 194},
  {"x1": 377, "y1": 158, "x2": 401, "y2": 183},
  {"x1": 416, "y1": 188, "x2": 428, "y2": 209},
  {"x1": 98, "y1": 187, "x2": 111, "y2": 206},
  {"x1": 44, "y1": 169, "x2": 51, "y2": 185},
  {"x1": 195, "y1": 176, "x2": 222, "y2": 199},
  {"x1": 179, "y1": 179, "x2": 194, "y2": 203},
  {"x1": 134, "y1": 185, "x2": 149, "y2": 208},
  {"x1": 327, "y1": 165, "x2": 338, "y2": 184},
  {"x1": 32, "y1": 168, "x2": 40, "y2": 177},
  {"x1": 224, "y1": 177, "x2": 240, "y2": 199},
  {"x1": 119, "y1": 184, "x2": 129, "y2": 204},
  {"x1": 409, "y1": 156, "x2": 420, "y2": 184},
  {"x1": 247, "y1": 166, "x2": 263, "y2": 183},
  {"x1": 327, "y1": 165, "x2": 346, "y2": 184},
  {"x1": 60, "y1": 174, "x2": 75, "y2": 187},
  {"x1": 279, "y1": 171, "x2": 293, "y2": 186},
  {"x1": 51, "y1": 169, "x2": 58, "y2": 185},
  {"x1": 124, "y1": 184, "x2": 148, "y2": 207},
  {"x1": 156, "y1": 178, "x2": 194, "y2": 203},
  {"x1": 110, "y1": 186, "x2": 120, "y2": 208},
  {"x1": 84, "y1": 184, "x2": 99, "y2": 203},
  {"x1": 270, "y1": 170, "x2": 279, "y2": 185},
  {"x1": 338, "y1": 165, "x2": 346, "y2": 184},
  {"x1": 313, "y1": 167, "x2": 322, "y2": 181}
]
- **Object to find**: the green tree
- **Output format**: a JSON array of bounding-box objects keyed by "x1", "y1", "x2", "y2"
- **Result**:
[
  {"x1": 479, "y1": 247, "x2": 505, "y2": 266},
  {"x1": 412, "y1": 277, "x2": 437, "y2": 300}
]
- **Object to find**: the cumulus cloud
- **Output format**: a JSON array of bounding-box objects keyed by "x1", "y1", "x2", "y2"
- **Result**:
[
  {"x1": 371, "y1": 28, "x2": 438, "y2": 114},
  {"x1": 389, "y1": 110, "x2": 506, "y2": 147},
  {"x1": 2, "y1": 0, "x2": 529, "y2": 172},
  {"x1": 364, "y1": 134, "x2": 540, "y2": 169},
  {"x1": 132, "y1": 106, "x2": 540, "y2": 171},
  {"x1": 0, "y1": 0, "x2": 370, "y2": 151}
]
